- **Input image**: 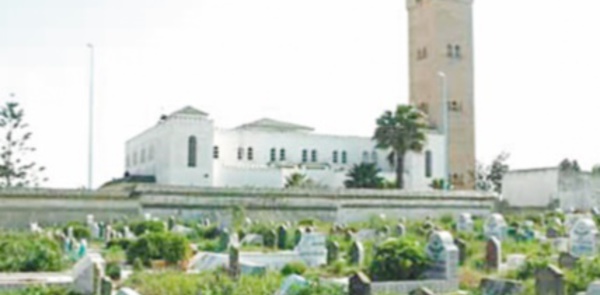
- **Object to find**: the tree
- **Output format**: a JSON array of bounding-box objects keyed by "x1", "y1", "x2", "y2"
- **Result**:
[
  {"x1": 344, "y1": 162, "x2": 384, "y2": 188},
  {"x1": 0, "y1": 100, "x2": 46, "y2": 187},
  {"x1": 284, "y1": 173, "x2": 325, "y2": 189},
  {"x1": 560, "y1": 158, "x2": 581, "y2": 173},
  {"x1": 368, "y1": 237, "x2": 431, "y2": 281},
  {"x1": 373, "y1": 105, "x2": 428, "y2": 189},
  {"x1": 475, "y1": 152, "x2": 509, "y2": 193}
]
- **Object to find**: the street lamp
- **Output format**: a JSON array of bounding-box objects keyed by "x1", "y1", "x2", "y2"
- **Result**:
[
  {"x1": 437, "y1": 71, "x2": 450, "y2": 190},
  {"x1": 87, "y1": 43, "x2": 94, "y2": 190}
]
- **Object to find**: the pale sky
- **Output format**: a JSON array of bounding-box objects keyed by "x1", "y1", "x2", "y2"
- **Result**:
[{"x1": 1, "y1": 0, "x2": 599, "y2": 188}]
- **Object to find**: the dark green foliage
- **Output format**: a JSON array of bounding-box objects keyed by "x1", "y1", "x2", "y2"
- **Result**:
[
  {"x1": 63, "y1": 223, "x2": 91, "y2": 240},
  {"x1": 298, "y1": 219, "x2": 315, "y2": 227},
  {"x1": 105, "y1": 261, "x2": 122, "y2": 281},
  {"x1": 344, "y1": 163, "x2": 383, "y2": 188},
  {"x1": 106, "y1": 238, "x2": 132, "y2": 251},
  {"x1": 132, "y1": 258, "x2": 144, "y2": 271},
  {"x1": 0, "y1": 233, "x2": 66, "y2": 272},
  {"x1": 0, "y1": 286, "x2": 81, "y2": 295},
  {"x1": 130, "y1": 220, "x2": 166, "y2": 236},
  {"x1": 126, "y1": 232, "x2": 190, "y2": 265},
  {"x1": 564, "y1": 257, "x2": 600, "y2": 294},
  {"x1": 368, "y1": 237, "x2": 431, "y2": 281},
  {"x1": 281, "y1": 261, "x2": 307, "y2": 276}
]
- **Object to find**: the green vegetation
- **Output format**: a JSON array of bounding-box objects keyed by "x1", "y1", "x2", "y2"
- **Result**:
[
  {"x1": 0, "y1": 233, "x2": 66, "y2": 272},
  {"x1": 281, "y1": 261, "x2": 308, "y2": 276},
  {"x1": 368, "y1": 237, "x2": 430, "y2": 281},
  {"x1": 0, "y1": 286, "x2": 80, "y2": 295},
  {"x1": 344, "y1": 163, "x2": 384, "y2": 189},
  {"x1": 130, "y1": 220, "x2": 166, "y2": 236},
  {"x1": 126, "y1": 232, "x2": 190, "y2": 266}
]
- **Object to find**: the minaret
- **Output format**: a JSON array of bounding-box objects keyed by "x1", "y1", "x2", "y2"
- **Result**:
[{"x1": 406, "y1": 0, "x2": 476, "y2": 189}]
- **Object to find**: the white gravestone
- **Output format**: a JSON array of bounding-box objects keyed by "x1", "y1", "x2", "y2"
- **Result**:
[
  {"x1": 484, "y1": 214, "x2": 508, "y2": 241},
  {"x1": 294, "y1": 232, "x2": 327, "y2": 267},
  {"x1": 587, "y1": 281, "x2": 600, "y2": 295},
  {"x1": 425, "y1": 231, "x2": 459, "y2": 280},
  {"x1": 457, "y1": 213, "x2": 474, "y2": 232},
  {"x1": 569, "y1": 218, "x2": 598, "y2": 257}
]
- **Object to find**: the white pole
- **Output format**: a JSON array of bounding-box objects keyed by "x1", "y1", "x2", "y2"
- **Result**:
[
  {"x1": 87, "y1": 43, "x2": 94, "y2": 190},
  {"x1": 437, "y1": 71, "x2": 450, "y2": 190}
]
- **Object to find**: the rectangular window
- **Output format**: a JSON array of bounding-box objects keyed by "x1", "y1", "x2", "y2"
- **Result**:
[
  {"x1": 341, "y1": 151, "x2": 347, "y2": 164},
  {"x1": 302, "y1": 149, "x2": 308, "y2": 163},
  {"x1": 247, "y1": 147, "x2": 254, "y2": 161},
  {"x1": 237, "y1": 147, "x2": 243, "y2": 161},
  {"x1": 332, "y1": 151, "x2": 338, "y2": 164},
  {"x1": 213, "y1": 146, "x2": 219, "y2": 159},
  {"x1": 280, "y1": 149, "x2": 286, "y2": 161},
  {"x1": 425, "y1": 150, "x2": 432, "y2": 178},
  {"x1": 311, "y1": 150, "x2": 317, "y2": 162},
  {"x1": 270, "y1": 148, "x2": 276, "y2": 162}
]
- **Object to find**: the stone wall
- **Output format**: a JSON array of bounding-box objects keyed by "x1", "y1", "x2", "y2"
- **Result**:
[{"x1": 0, "y1": 185, "x2": 497, "y2": 228}]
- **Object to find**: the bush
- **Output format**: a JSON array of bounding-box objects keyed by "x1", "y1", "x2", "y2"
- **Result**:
[
  {"x1": 106, "y1": 238, "x2": 132, "y2": 251},
  {"x1": 126, "y1": 232, "x2": 190, "y2": 265},
  {"x1": 368, "y1": 237, "x2": 431, "y2": 281},
  {"x1": 63, "y1": 223, "x2": 91, "y2": 240},
  {"x1": 281, "y1": 261, "x2": 307, "y2": 276},
  {"x1": 0, "y1": 233, "x2": 67, "y2": 272},
  {"x1": 0, "y1": 286, "x2": 81, "y2": 295},
  {"x1": 105, "y1": 261, "x2": 122, "y2": 281},
  {"x1": 130, "y1": 220, "x2": 166, "y2": 236}
]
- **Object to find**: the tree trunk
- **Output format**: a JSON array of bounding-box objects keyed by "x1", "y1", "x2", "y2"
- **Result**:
[{"x1": 396, "y1": 152, "x2": 404, "y2": 189}]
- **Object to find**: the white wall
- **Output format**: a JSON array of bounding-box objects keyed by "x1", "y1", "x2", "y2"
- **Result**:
[{"x1": 502, "y1": 168, "x2": 559, "y2": 207}]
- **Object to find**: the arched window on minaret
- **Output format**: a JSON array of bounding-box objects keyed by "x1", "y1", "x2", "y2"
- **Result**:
[{"x1": 188, "y1": 136, "x2": 197, "y2": 167}]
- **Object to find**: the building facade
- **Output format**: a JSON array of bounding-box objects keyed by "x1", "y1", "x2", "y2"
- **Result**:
[
  {"x1": 407, "y1": 0, "x2": 476, "y2": 189},
  {"x1": 125, "y1": 106, "x2": 447, "y2": 189}
]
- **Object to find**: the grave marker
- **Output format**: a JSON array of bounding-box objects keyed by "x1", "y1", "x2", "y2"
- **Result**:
[
  {"x1": 349, "y1": 272, "x2": 371, "y2": 295},
  {"x1": 295, "y1": 232, "x2": 327, "y2": 267},
  {"x1": 457, "y1": 213, "x2": 474, "y2": 232},
  {"x1": 485, "y1": 237, "x2": 501, "y2": 272},
  {"x1": 327, "y1": 241, "x2": 340, "y2": 265},
  {"x1": 277, "y1": 225, "x2": 288, "y2": 249},
  {"x1": 229, "y1": 244, "x2": 240, "y2": 280},
  {"x1": 535, "y1": 265, "x2": 564, "y2": 295},
  {"x1": 264, "y1": 229, "x2": 277, "y2": 248},
  {"x1": 558, "y1": 252, "x2": 578, "y2": 270},
  {"x1": 396, "y1": 223, "x2": 406, "y2": 237},
  {"x1": 425, "y1": 231, "x2": 459, "y2": 280},
  {"x1": 569, "y1": 218, "x2": 598, "y2": 257},
  {"x1": 484, "y1": 214, "x2": 507, "y2": 240},
  {"x1": 350, "y1": 240, "x2": 365, "y2": 266},
  {"x1": 454, "y1": 238, "x2": 467, "y2": 265},
  {"x1": 587, "y1": 281, "x2": 600, "y2": 295},
  {"x1": 480, "y1": 278, "x2": 523, "y2": 295}
]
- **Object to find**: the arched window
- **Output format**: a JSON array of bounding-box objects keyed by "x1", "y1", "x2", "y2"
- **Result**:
[
  {"x1": 362, "y1": 151, "x2": 369, "y2": 163},
  {"x1": 341, "y1": 151, "x2": 348, "y2": 164},
  {"x1": 213, "y1": 146, "x2": 219, "y2": 159},
  {"x1": 332, "y1": 151, "x2": 338, "y2": 164},
  {"x1": 188, "y1": 136, "x2": 197, "y2": 167},
  {"x1": 311, "y1": 149, "x2": 318, "y2": 162},
  {"x1": 447, "y1": 44, "x2": 453, "y2": 57},
  {"x1": 280, "y1": 148, "x2": 286, "y2": 161},
  {"x1": 425, "y1": 150, "x2": 432, "y2": 178},
  {"x1": 454, "y1": 45, "x2": 461, "y2": 58},
  {"x1": 247, "y1": 147, "x2": 254, "y2": 161},
  {"x1": 302, "y1": 149, "x2": 308, "y2": 163},
  {"x1": 270, "y1": 148, "x2": 276, "y2": 162},
  {"x1": 371, "y1": 151, "x2": 378, "y2": 164},
  {"x1": 237, "y1": 147, "x2": 244, "y2": 160}
]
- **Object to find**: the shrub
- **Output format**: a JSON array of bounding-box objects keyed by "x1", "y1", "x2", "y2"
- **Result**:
[
  {"x1": 63, "y1": 223, "x2": 91, "y2": 240},
  {"x1": 130, "y1": 220, "x2": 166, "y2": 236},
  {"x1": 0, "y1": 286, "x2": 81, "y2": 295},
  {"x1": 105, "y1": 261, "x2": 122, "y2": 281},
  {"x1": 281, "y1": 261, "x2": 307, "y2": 276},
  {"x1": 106, "y1": 238, "x2": 132, "y2": 251},
  {"x1": 126, "y1": 232, "x2": 190, "y2": 265},
  {"x1": 0, "y1": 233, "x2": 67, "y2": 272},
  {"x1": 368, "y1": 237, "x2": 431, "y2": 281}
]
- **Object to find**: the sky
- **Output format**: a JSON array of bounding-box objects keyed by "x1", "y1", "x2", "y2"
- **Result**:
[{"x1": 1, "y1": 0, "x2": 600, "y2": 188}]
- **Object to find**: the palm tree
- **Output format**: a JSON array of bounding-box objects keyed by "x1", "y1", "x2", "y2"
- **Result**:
[
  {"x1": 373, "y1": 105, "x2": 428, "y2": 189},
  {"x1": 344, "y1": 163, "x2": 383, "y2": 188},
  {"x1": 285, "y1": 173, "x2": 309, "y2": 188}
]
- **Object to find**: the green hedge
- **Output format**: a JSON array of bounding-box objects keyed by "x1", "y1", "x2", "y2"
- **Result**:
[
  {"x1": 126, "y1": 232, "x2": 190, "y2": 265},
  {"x1": 0, "y1": 233, "x2": 67, "y2": 272}
]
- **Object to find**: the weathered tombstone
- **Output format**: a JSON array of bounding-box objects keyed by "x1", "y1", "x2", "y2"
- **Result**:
[
  {"x1": 67, "y1": 226, "x2": 74, "y2": 239},
  {"x1": 124, "y1": 226, "x2": 135, "y2": 239},
  {"x1": 425, "y1": 231, "x2": 459, "y2": 280},
  {"x1": 547, "y1": 227, "x2": 560, "y2": 239},
  {"x1": 558, "y1": 252, "x2": 579, "y2": 270},
  {"x1": 168, "y1": 216, "x2": 175, "y2": 230},
  {"x1": 396, "y1": 223, "x2": 406, "y2": 237},
  {"x1": 569, "y1": 218, "x2": 598, "y2": 257},
  {"x1": 218, "y1": 229, "x2": 230, "y2": 251},
  {"x1": 484, "y1": 213, "x2": 508, "y2": 240},
  {"x1": 228, "y1": 244, "x2": 240, "y2": 280},
  {"x1": 485, "y1": 237, "x2": 502, "y2": 272},
  {"x1": 104, "y1": 225, "x2": 113, "y2": 242},
  {"x1": 294, "y1": 228, "x2": 303, "y2": 246},
  {"x1": 98, "y1": 222, "x2": 105, "y2": 239},
  {"x1": 100, "y1": 277, "x2": 113, "y2": 295},
  {"x1": 327, "y1": 241, "x2": 340, "y2": 265},
  {"x1": 410, "y1": 287, "x2": 436, "y2": 295},
  {"x1": 506, "y1": 254, "x2": 527, "y2": 271},
  {"x1": 277, "y1": 225, "x2": 288, "y2": 250},
  {"x1": 587, "y1": 281, "x2": 600, "y2": 295},
  {"x1": 294, "y1": 232, "x2": 327, "y2": 267},
  {"x1": 480, "y1": 278, "x2": 524, "y2": 295},
  {"x1": 86, "y1": 214, "x2": 95, "y2": 226},
  {"x1": 454, "y1": 238, "x2": 467, "y2": 265},
  {"x1": 349, "y1": 272, "x2": 371, "y2": 295},
  {"x1": 535, "y1": 265, "x2": 564, "y2": 295},
  {"x1": 264, "y1": 229, "x2": 277, "y2": 248},
  {"x1": 457, "y1": 213, "x2": 474, "y2": 232},
  {"x1": 350, "y1": 240, "x2": 365, "y2": 266},
  {"x1": 78, "y1": 239, "x2": 88, "y2": 259},
  {"x1": 552, "y1": 237, "x2": 569, "y2": 253}
]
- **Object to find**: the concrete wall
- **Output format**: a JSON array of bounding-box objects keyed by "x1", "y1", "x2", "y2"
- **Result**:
[
  {"x1": 0, "y1": 185, "x2": 496, "y2": 229},
  {"x1": 502, "y1": 168, "x2": 559, "y2": 208}
]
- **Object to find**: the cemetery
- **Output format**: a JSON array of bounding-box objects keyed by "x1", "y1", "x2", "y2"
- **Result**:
[{"x1": 2, "y1": 208, "x2": 600, "y2": 294}]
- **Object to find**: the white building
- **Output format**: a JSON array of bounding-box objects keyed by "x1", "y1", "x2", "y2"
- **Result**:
[{"x1": 125, "y1": 106, "x2": 447, "y2": 190}]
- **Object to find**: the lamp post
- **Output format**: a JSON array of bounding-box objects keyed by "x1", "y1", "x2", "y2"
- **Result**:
[
  {"x1": 437, "y1": 71, "x2": 450, "y2": 190},
  {"x1": 87, "y1": 43, "x2": 94, "y2": 190}
]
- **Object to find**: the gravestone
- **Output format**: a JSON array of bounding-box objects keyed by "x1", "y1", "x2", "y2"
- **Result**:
[
  {"x1": 485, "y1": 237, "x2": 502, "y2": 272},
  {"x1": 349, "y1": 272, "x2": 371, "y2": 295},
  {"x1": 558, "y1": 252, "x2": 579, "y2": 270},
  {"x1": 484, "y1": 214, "x2": 508, "y2": 240},
  {"x1": 506, "y1": 254, "x2": 527, "y2": 271},
  {"x1": 277, "y1": 225, "x2": 288, "y2": 249},
  {"x1": 294, "y1": 228, "x2": 303, "y2": 246},
  {"x1": 410, "y1": 287, "x2": 435, "y2": 295},
  {"x1": 535, "y1": 265, "x2": 564, "y2": 295},
  {"x1": 218, "y1": 229, "x2": 230, "y2": 251},
  {"x1": 350, "y1": 240, "x2": 365, "y2": 266},
  {"x1": 168, "y1": 216, "x2": 175, "y2": 230},
  {"x1": 91, "y1": 223, "x2": 100, "y2": 239},
  {"x1": 98, "y1": 222, "x2": 105, "y2": 239},
  {"x1": 241, "y1": 234, "x2": 264, "y2": 246},
  {"x1": 294, "y1": 232, "x2": 327, "y2": 267},
  {"x1": 67, "y1": 226, "x2": 74, "y2": 239},
  {"x1": 569, "y1": 218, "x2": 598, "y2": 257},
  {"x1": 480, "y1": 278, "x2": 523, "y2": 295},
  {"x1": 264, "y1": 229, "x2": 277, "y2": 248},
  {"x1": 425, "y1": 231, "x2": 459, "y2": 280},
  {"x1": 552, "y1": 238, "x2": 569, "y2": 253},
  {"x1": 396, "y1": 223, "x2": 406, "y2": 237},
  {"x1": 100, "y1": 277, "x2": 113, "y2": 295},
  {"x1": 124, "y1": 226, "x2": 135, "y2": 239},
  {"x1": 229, "y1": 244, "x2": 240, "y2": 280},
  {"x1": 457, "y1": 213, "x2": 474, "y2": 232},
  {"x1": 587, "y1": 281, "x2": 600, "y2": 295},
  {"x1": 454, "y1": 238, "x2": 467, "y2": 265},
  {"x1": 327, "y1": 241, "x2": 340, "y2": 265},
  {"x1": 547, "y1": 227, "x2": 560, "y2": 239}
]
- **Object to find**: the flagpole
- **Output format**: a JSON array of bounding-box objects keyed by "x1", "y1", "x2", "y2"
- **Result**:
[{"x1": 87, "y1": 43, "x2": 94, "y2": 190}]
